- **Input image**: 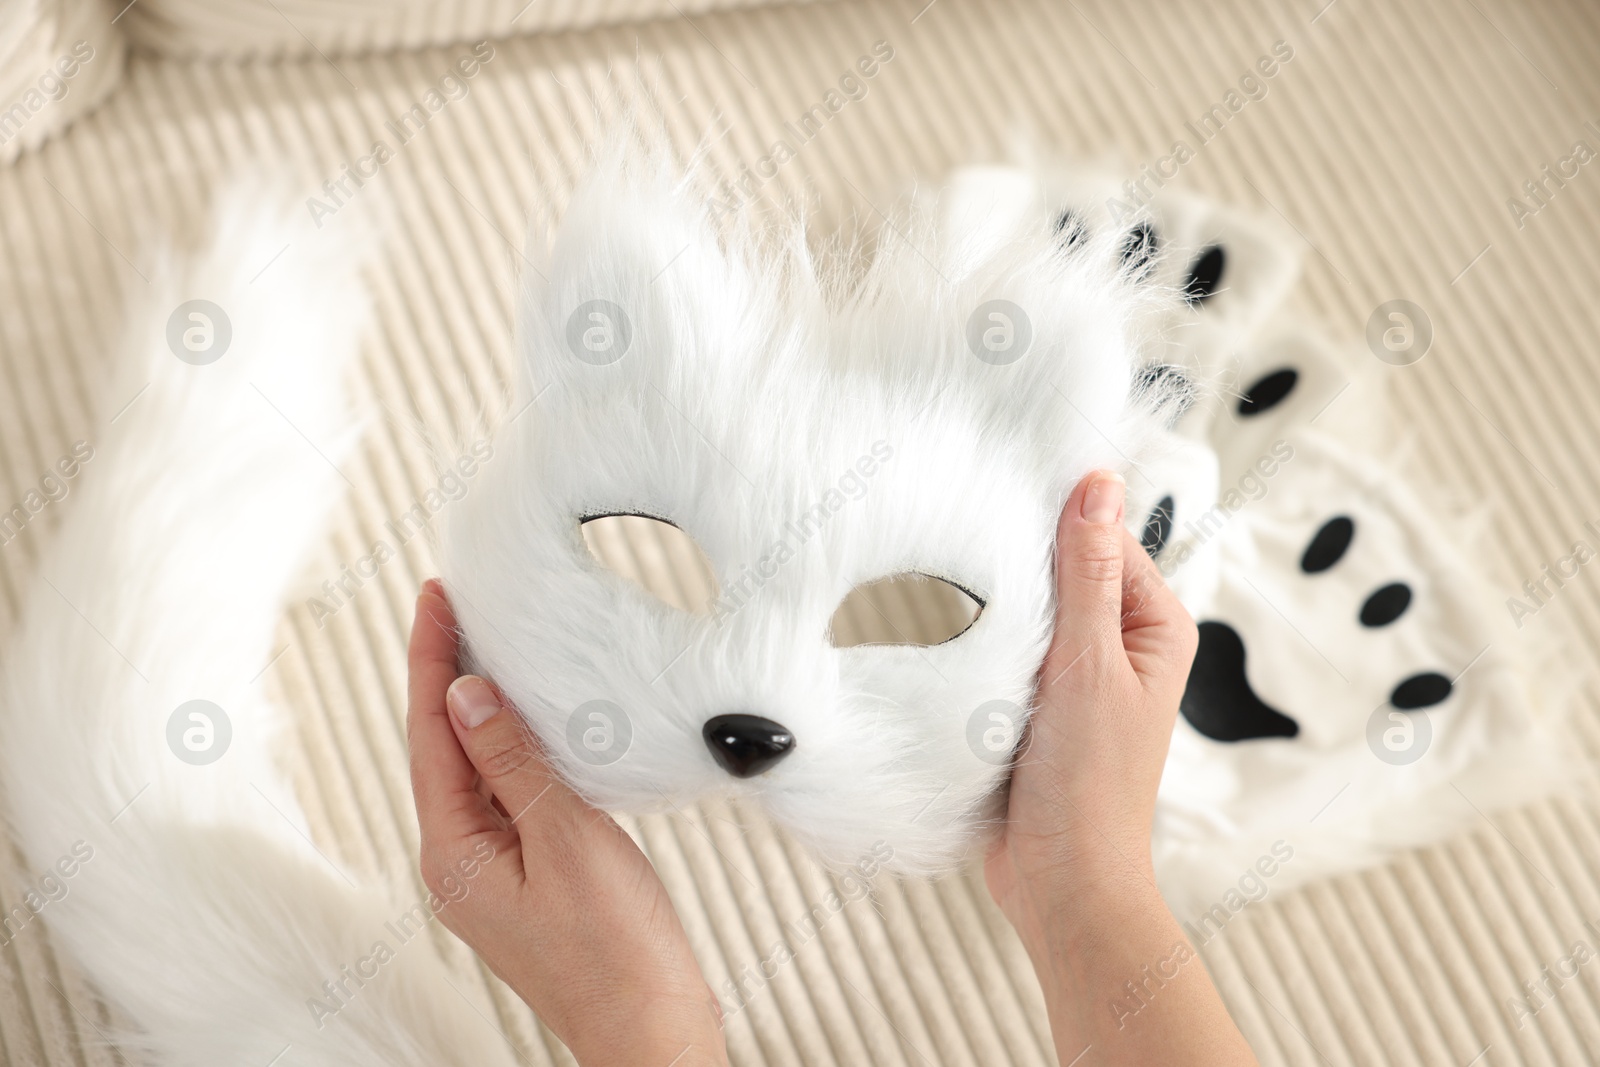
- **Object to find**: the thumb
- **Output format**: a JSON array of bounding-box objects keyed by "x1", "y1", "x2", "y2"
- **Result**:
[
  {"x1": 1046, "y1": 470, "x2": 1128, "y2": 677},
  {"x1": 446, "y1": 675, "x2": 560, "y2": 828}
]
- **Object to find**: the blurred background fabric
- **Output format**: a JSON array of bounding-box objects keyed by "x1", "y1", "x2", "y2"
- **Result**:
[
  {"x1": 2, "y1": 0, "x2": 1600, "y2": 1064},
  {"x1": 0, "y1": 0, "x2": 121, "y2": 164}
]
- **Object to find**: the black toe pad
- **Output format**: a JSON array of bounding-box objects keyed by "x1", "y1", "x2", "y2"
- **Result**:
[{"x1": 1181, "y1": 621, "x2": 1301, "y2": 742}]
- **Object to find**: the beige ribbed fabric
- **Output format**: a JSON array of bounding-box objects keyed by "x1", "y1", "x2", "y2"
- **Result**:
[
  {"x1": 116, "y1": 0, "x2": 826, "y2": 59},
  {"x1": 0, "y1": 0, "x2": 123, "y2": 164},
  {"x1": 3, "y1": 1, "x2": 1600, "y2": 1064}
]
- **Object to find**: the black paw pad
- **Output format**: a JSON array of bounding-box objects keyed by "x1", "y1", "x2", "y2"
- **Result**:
[
  {"x1": 1181, "y1": 621, "x2": 1301, "y2": 741},
  {"x1": 1141, "y1": 495, "x2": 1175, "y2": 558},
  {"x1": 1391, "y1": 672, "x2": 1452, "y2": 710},
  {"x1": 1120, "y1": 221, "x2": 1159, "y2": 277},
  {"x1": 1237, "y1": 367, "x2": 1298, "y2": 416},
  {"x1": 1359, "y1": 582, "x2": 1412, "y2": 627},
  {"x1": 1183, "y1": 245, "x2": 1226, "y2": 304},
  {"x1": 1135, "y1": 363, "x2": 1196, "y2": 426},
  {"x1": 1301, "y1": 516, "x2": 1355, "y2": 574},
  {"x1": 1054, "y1": 209, "x2": 1088, "y2": 248}
]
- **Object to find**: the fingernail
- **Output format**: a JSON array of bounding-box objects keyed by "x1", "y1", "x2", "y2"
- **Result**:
[
  {"x1": 1081, "y1": 471, "x2": 1125, "y2": 525},
  {"x1": 448, "y1": 676, "x2": 500, "y2": 730},
  {"x1": 422, "y1": 578, "x2": 444, "y2": 599}
]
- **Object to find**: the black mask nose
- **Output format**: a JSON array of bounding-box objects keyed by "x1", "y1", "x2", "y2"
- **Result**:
[{"x1": 703, "y1": 714, "x2": 795, "y2": 778}]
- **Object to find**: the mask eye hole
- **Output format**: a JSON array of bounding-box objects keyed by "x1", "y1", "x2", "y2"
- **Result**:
[
  {"x1": 580, "y1": 514, "x2": 718, "y2": 614},
  {"x1": 829, "y1": 573, "x2": 983, "y2": 648}
]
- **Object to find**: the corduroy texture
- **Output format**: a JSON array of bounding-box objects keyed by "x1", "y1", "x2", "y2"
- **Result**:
[
  {"x1": 1, "y1": 1, "x2": 1599, "y2": 1064},
  {"x1": 115, "y1": 0, "x2": 828, "y2": 59},
  {"x1": 0, "y1": 0, "x2": 124, "y2": 164}
]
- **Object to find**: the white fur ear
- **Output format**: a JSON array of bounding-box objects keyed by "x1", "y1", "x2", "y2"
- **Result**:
[
  {"x1": 935, "y1": 166, "x2": 1042, "y2": 272},
  {"x1": 856, "y1": 171, "x2": 1175, "y2": 503},
  {"x1": 520, "y1": 153, "x2": 768, "y2": 401}
]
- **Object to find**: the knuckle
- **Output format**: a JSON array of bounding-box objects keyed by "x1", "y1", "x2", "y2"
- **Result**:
[
  {"x1": 475, "y1": 730, "x2": 537, "y2": 781},
  {"x1": 1070, "y1": 549, "x2": 1122, "y2": 585}
]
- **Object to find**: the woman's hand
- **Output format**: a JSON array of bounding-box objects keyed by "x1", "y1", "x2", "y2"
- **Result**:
[
  {"x1": 986, "y1": 470, "x2": 1196, "y2": 918},
  {"x1": 405, "y1": 469, "x2": 1253, "y2": 1066},
  {"x1": 407, "y1": 580, "x2": 727, "y2": 1067},
  {"x1": 986, "y1": 471, "x2": 1258, "y2": 1066}
]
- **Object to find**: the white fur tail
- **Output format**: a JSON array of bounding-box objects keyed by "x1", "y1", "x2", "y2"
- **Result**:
[{"x1": 0, "y1": 194, "x2": 519, "y2": 1065}]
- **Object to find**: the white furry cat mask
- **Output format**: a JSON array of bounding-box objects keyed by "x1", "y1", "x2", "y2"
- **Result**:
[{"x1": 441, "y1": 160, "x2": 1176, "y2": 873}]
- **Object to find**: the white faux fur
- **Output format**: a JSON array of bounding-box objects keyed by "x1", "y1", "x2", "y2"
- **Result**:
[
  {"x1": 442, "y1": 153, "x2": 1570, "y2": 905},
  {"x1": 439, "y1": 151, "x2": 1176, "y2": 874},
  {"x1": 0, "y1": 147, "x2": 1571, "y2": 1060},
  {"x1": 0, "y1": 192, "x2": 522, "y2": 1065}
]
